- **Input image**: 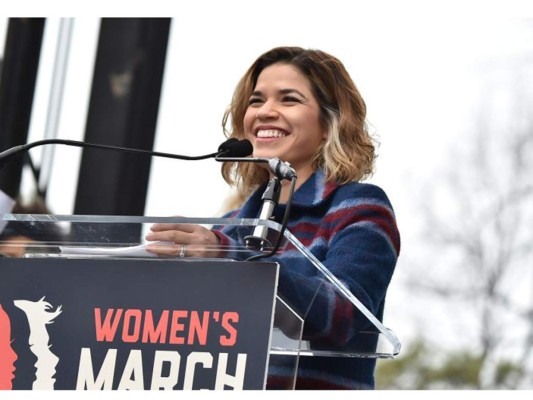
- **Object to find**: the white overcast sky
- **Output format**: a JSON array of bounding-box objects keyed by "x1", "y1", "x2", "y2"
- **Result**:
[{"x1": 1, "y1": 1, "x2": 532, "y2": 222}]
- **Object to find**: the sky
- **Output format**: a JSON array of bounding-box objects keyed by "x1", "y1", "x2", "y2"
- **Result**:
[
  {"x1": 2, "y1": 0, "x2": 533, "y2": 372},
  {"x1": 3, "y1": 5, "x2": 530, "y2": 220}
]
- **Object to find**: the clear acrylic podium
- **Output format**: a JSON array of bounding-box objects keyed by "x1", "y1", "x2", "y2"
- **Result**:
[{"x1": 0, "y1": 213, "x2": 401, "y2": 390}]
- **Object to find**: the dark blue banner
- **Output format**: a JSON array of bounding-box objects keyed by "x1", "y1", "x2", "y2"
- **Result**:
[{"x1": 0, "y1": 257, "x2": 278, "y2": 390}]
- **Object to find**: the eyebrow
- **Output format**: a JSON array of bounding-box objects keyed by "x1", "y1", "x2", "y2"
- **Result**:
[{"x1": 251, "y1": 88, "x2": 308, "y2": 99}]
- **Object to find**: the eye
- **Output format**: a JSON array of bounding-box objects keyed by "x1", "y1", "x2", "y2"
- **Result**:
[
  {"x1": 282, "y1": 96, "x2": 302, "y2": 104},
  {"x1": 248, "y1": 97, "x2": 263, "y2": 106}
]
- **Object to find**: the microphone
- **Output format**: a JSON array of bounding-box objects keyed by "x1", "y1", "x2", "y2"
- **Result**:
[
  {"x1": 0, "y1": 138, "x2": 252, "y2": 169},
  {"x1": 216, "y1": 142, "x2": 298, "y2": 252},
  {"x1": 215, "y1": 147, "x2": 296, "y2": 181},
  {"x1": 218, "y1": 138, "x2": 253, "y2": 158},
  {"x1": 218, "y1": 138, "x2": 238, "y2": 152}
]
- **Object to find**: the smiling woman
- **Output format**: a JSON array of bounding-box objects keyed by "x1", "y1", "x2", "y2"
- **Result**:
[{"x1": 145, "y1": 46, "x2": 401, "y2": 390}]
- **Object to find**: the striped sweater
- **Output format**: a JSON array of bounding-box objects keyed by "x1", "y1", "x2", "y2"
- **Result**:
[{"x1": 213, "y1": 170, "x2": 400, "y2": 389}]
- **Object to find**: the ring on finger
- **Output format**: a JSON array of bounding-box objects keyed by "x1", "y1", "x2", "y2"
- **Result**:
[{"x1": 179, "y1": 244, "x2": 186, "y2": 258}]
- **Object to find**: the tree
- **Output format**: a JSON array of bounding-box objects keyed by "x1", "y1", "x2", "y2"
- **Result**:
[{"x1": 378, "y1": 45, "x2": 533, "y2": 390}]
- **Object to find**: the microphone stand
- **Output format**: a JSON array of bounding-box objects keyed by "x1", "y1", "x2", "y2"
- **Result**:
[
  {"x1": 244, "y1": 176, "x2": 281, "y2": 251},
  {"x1": 245, "y1": 175, "x2": 297, "y2": 261},
  {"x1": 215, "y1": 154, "x2": 298, "y2": 258}
]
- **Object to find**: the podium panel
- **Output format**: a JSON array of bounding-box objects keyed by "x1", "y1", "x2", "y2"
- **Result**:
[{"x1": 0, "y1": 257, "x2": 279, "y2": 390}]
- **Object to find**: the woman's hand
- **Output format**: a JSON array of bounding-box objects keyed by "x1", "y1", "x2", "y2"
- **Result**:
[{"x1": 145, "y1": 221, "x2": 220, "y2": 258}]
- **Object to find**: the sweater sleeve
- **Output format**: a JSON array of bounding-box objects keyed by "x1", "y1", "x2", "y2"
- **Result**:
[
  {"x1": 210, "y1": 209, "x2": 260, "y2": 261},
  {"x1": 274, "y1": 184, "x2": 400, "y2": 348}
]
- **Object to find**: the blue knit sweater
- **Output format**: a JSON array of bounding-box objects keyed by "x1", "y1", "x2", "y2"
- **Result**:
[{"x1": 213, "y1": 170, "x2": 400, "y2": 389}]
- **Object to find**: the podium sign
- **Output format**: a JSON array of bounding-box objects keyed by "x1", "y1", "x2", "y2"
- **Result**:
[{"x1": 0, "y1": 258, "x2": 278, "y2": 390}]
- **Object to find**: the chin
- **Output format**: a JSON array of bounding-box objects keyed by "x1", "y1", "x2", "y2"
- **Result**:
[{"x1": 253, "y1": 146, "x2": 285, "y2": 158}]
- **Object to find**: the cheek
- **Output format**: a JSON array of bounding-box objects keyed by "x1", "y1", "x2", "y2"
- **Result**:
[{"x1": 243, "y1": 109, "x2": 255, "y2": 134}]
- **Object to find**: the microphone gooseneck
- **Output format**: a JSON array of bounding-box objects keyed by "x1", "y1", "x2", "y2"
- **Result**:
[{"x1": 0, "y1": 138, "x2": 253, "y2": 170}]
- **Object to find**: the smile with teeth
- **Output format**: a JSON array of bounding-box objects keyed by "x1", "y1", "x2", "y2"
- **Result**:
[{"x1": 256, "y1": 129, "x2": 288, "y2": 138}]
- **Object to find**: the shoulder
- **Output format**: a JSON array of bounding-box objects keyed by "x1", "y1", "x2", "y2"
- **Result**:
[
  {"x1": 219, "y1": 208, "x2": 241, "y2": 219},
  {"x1": 328, "y1": 182, "x2": 401, "y2": 254},
  {"x1": 326, "y1": 182, "x2": 399, "y2": 233},
  {"x1": 330, "y1": 182, "x2": 394, "y2": 210}
]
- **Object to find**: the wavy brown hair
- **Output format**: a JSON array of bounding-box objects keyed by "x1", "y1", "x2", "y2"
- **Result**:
[{"x1": 221, "y1": 46, "x2": 376, "y2": 198}]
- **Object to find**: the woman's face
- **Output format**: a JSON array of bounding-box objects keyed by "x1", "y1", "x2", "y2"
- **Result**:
[{"x1": 243, "y1": 63, "x2": 326, "y2": 180}]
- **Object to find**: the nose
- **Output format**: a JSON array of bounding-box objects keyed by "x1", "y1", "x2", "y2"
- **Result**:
[{"x1": 256, "y1": 100, "x2": 279, "y2": 120}]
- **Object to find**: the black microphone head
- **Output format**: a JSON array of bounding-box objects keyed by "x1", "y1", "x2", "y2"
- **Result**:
[
  {"x1": 217, "y1": 139, "x2": 254, "y2": 158},
  {"x1": 217, "y1": 138, "x2": 239, "y2": 152},
  {"x1": 222, "y1": 139, "x2": 253, "y2": 157}
]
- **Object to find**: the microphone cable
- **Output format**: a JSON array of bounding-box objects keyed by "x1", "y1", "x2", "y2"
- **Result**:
[{"x1": 0, "y1": 138, "x2": 251, "y2": 169}]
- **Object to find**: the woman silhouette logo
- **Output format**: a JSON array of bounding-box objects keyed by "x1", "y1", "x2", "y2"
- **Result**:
[
  {"x1": 0, "y1": 304, "x2": 18, "y2": 390},
  {"x1": 0, "y1": 298, "x2": 62, "y2": 390}
]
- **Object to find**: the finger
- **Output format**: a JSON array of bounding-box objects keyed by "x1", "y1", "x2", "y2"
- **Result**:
[
  {"x1": 145, "y1": 243, "x2": 180, "y2": 256},
  {"x1": 149, "y1": 222, "x2": 198, "y2": 233},
  {"x1": 145, "y1": 230, "x2": 189, "y2": 244}
]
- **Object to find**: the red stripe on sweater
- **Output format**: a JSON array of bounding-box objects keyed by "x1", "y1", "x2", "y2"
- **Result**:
[
  {"x1": 323, "y1": 204, "x2": 400, "y2": 253},
  {"x1": 285, "y1": 205, "x2": 400, "y2": 254}
]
